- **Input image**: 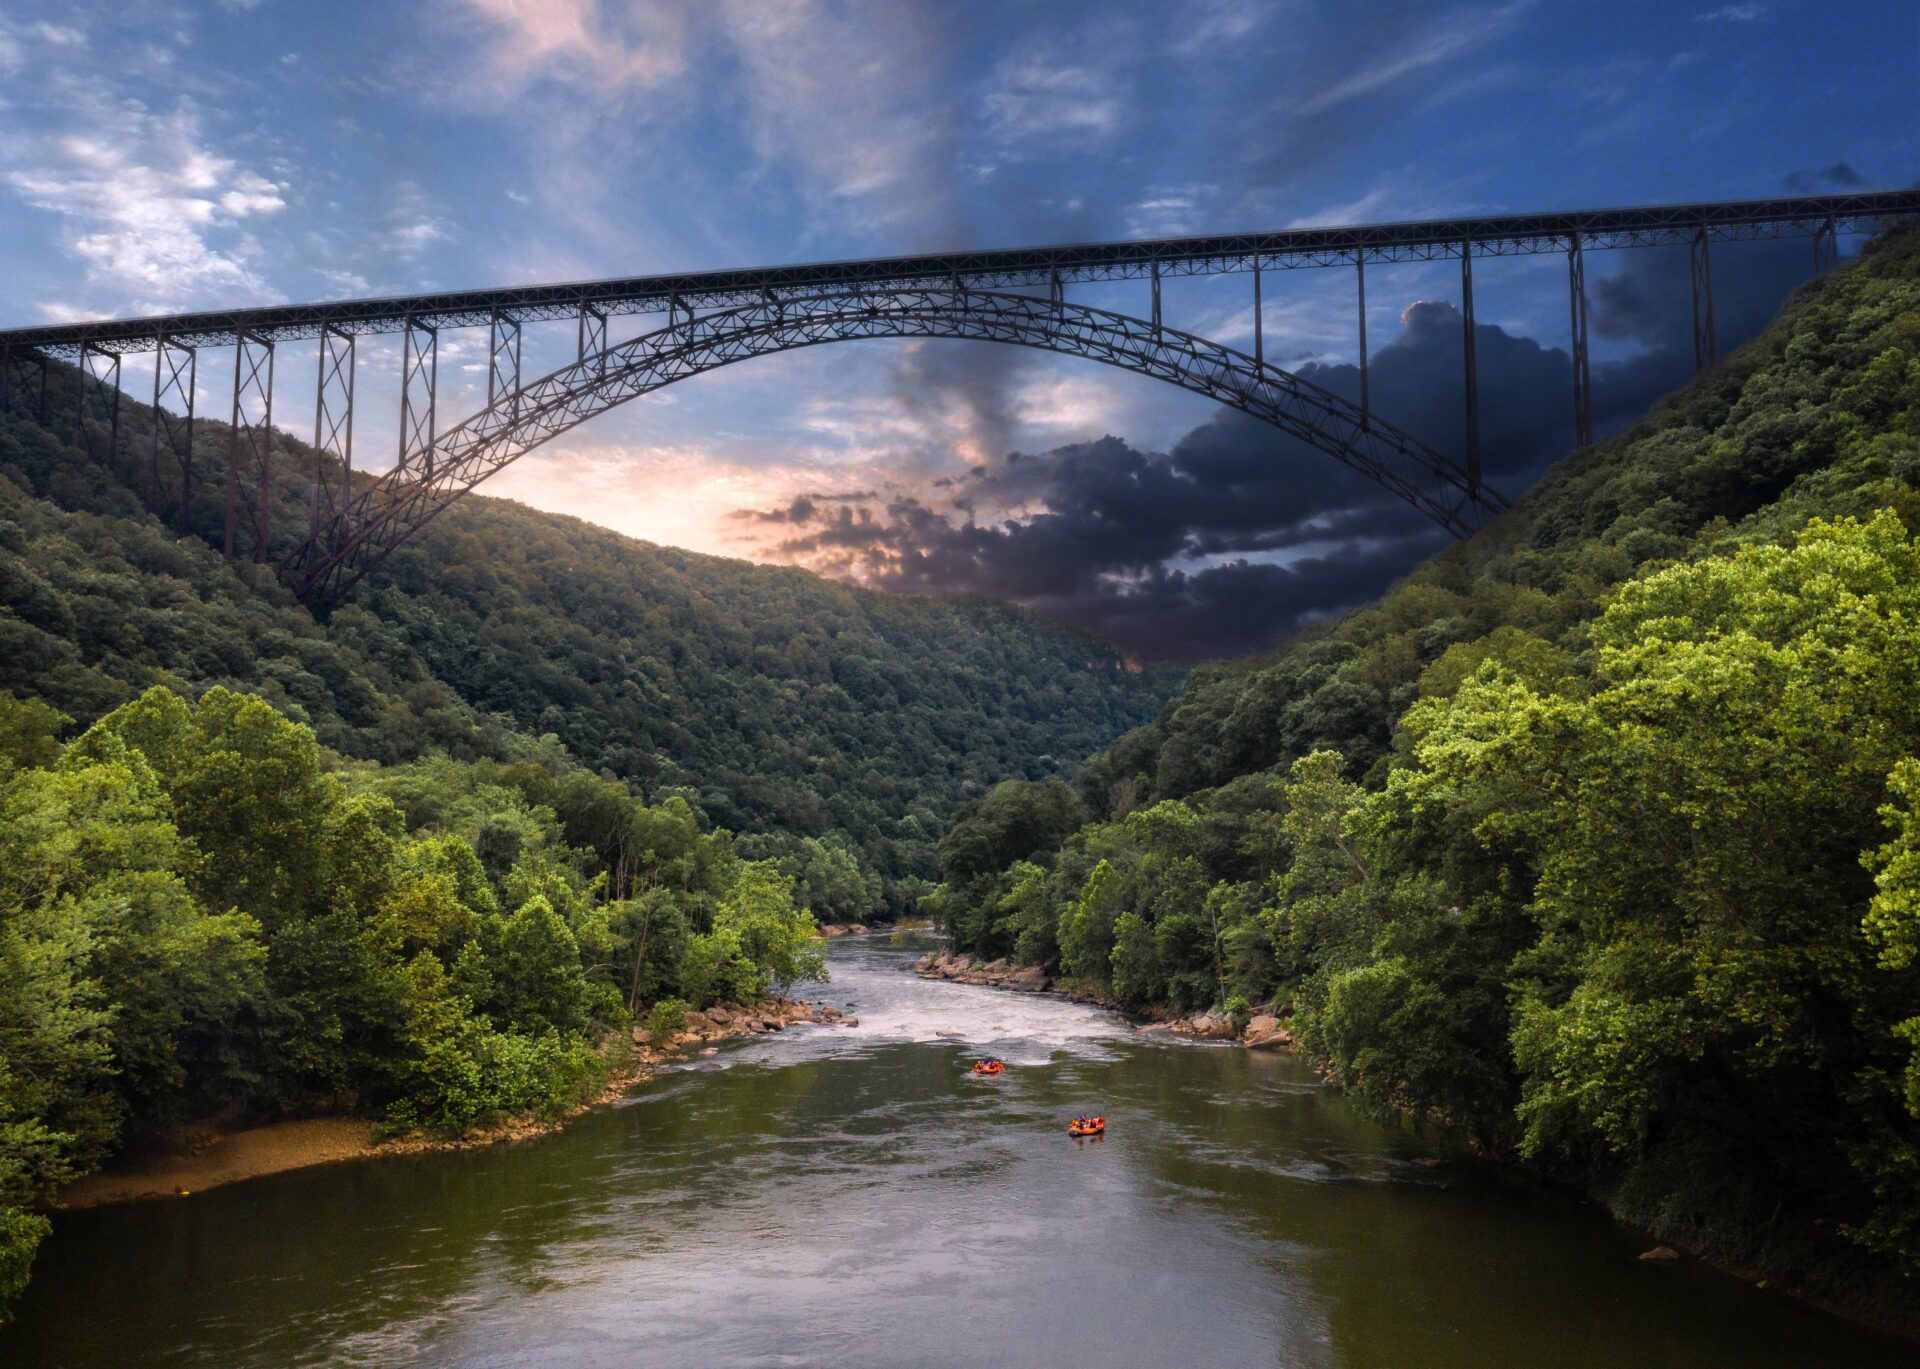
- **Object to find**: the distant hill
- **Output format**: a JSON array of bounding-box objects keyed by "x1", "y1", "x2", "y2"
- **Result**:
[{"x1": 0, "y1": 379, "x2": 1175, "y2": 914}]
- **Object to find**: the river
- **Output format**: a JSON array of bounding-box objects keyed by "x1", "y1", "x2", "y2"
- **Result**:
[{"x1": 4, "y1": 932, "x2": 1913, "y2": 1367}]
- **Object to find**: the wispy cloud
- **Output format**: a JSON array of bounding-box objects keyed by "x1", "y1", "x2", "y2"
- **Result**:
[
  {"x1": 3, "y1": 87, "x2": 288, "y2": 309},
  {"x1": 983, "y1": 57, "x2": 1125, "y2": 146},
  {"x1": 1699, "y1": 3, "x2": 1765, "y2": 20},
  {"x1": 716, "y1": 0, "x2": 958, "y2": 230},
  {"x1": 456, "y1": 0, "x2": 688, "y2": 92},
  {"x1": 1290, "y1": 2, "x2": 1530, "y2": 117}
]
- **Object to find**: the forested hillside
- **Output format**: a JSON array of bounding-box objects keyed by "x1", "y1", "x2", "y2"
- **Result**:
[
  {"x1": 0, "y1": 389, "x2": 1172, "y2": 917},
  {"x1": 925, "y1": 226, "x2": 1920, "y2": 1316}
]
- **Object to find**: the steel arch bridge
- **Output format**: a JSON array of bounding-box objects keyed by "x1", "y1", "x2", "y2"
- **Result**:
[
  {"x1": 284, "y1": 288, "x2": 1503, "y2": 604},
  {"x1": 1, "y1": 188, "x2": 1915, "y2": 610}
]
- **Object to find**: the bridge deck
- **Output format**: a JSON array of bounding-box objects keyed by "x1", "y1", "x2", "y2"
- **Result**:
[{"x1": 4, "y1": 190, "x2": 1916, "y2": 358}]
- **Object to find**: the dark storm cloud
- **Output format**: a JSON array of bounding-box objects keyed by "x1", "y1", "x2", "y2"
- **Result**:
[
  {"x1": 748, "y1": 237, "x2": 1829, "y2": 661},
  {"x1": 1783, "y1": 161, "x2": 1862, "y2": 192},
  {"x1": 733, "y1": 490, "x2": 880, "y2": 523}
]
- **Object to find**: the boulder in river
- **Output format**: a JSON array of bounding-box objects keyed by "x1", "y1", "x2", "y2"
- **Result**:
[
  {"x1": 1241, "y1": 1015, "x2": 1294, "y2": 1050},
  {"x1": 1184, "y1": 1014, "x2": 1236, "y2": 1039},
  {"x1": 1638, "y1": 1246, "x2": 1680, "y2": 1263}
]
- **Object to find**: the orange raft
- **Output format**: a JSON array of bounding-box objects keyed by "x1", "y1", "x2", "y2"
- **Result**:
[
  {"x1": 1068, "y1": 1116, "x2": 1105, "y2": 1137},
  {"x1": 971, "y1": 1059, "x2": 1006, "y2": 1076}
]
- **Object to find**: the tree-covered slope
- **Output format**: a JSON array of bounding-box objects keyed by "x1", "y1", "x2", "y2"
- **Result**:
[
  {"x1": 924, "y1": 225, "x2": 1920, "y2": 1320},
  {"x1": 0, "y1": 387, "x2": 1174, "y2": 914}
]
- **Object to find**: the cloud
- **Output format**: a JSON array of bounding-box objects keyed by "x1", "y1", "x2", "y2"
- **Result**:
[
  {"x1": 1290, "y1": 2, "x2": 1530, "y2": 118},
  {"x1": 1699, "y1": 3, "x2": 1765, "y2": 20},
  {"x1": 1783, "y1": 161, "x2": 1862, "y2": 193},
  {"x1": 715, "y1": 0, "x2": 962, "y2": 233},
  {"x1": 3, "y1": 88, "x2": 288, "y2": 308},
  {"x1": 731, "y1": 237, "x2": 1825, "y2": 659},
  {"x1": 983, "y1": 56, "x2": 1125, "y2": 146},
  {"x1": 455, "y1": 0, "x2": 688, "y2": 91}
]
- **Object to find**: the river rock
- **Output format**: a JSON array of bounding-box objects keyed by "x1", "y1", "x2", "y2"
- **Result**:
[
  {"x1": 1242, "y1": 1015, "x2": 1294, "y2": 1050},
  {"x1": 1006, "y1": 965, "x2": 1051, "y2": 992},
  {"x1": 1185, "y1": 1014, "x2": 1235, "y2": 1039},
  {"x1": 1638, "y1": 1245, "x2": 1680, "y2": 1263}
]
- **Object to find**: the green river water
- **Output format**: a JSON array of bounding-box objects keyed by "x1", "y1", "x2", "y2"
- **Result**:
[{"x1": 3, "y1": 932, "x2": 1914, "y2": 1367}]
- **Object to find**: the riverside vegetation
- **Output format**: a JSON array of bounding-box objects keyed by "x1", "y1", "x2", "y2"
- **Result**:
[
  {"x1": 921, "y1": 227, "x2": 1920, "y2": 1324},
  {"x1": 0, "y1": 365, "x2": 1174, "y2": 1318}
]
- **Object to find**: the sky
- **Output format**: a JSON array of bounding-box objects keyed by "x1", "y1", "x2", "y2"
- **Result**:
[{"x1": 0, "y1": 0, "x2": 1914, "y2": 658}]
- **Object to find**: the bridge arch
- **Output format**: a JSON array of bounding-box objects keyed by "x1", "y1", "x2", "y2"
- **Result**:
[{"x1": 284, "y1": 288, "x2": 1509, "y2": 605}]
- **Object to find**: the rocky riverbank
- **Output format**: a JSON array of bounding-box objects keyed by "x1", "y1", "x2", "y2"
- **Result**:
[
  {"x1": 912, "y1": 951, "x2": 1295, "y2": 1050},
  {"x1": 53, "y1": 994, "x2": 856, "y2": 1210}
]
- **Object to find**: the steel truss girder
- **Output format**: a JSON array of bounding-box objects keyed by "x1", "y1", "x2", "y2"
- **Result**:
[
  {"x1": 75, "y1": 344, "x2": 121, "y2": 465},
  {"x1": 225, "y1": 332, "x2": 275, "y2": 562},
  {"x1": 281, "y1": 290, "x2": 1512, "y2": 606},
  {"x1": 6, "y1": 190, "x2": 1914, "y2": 359},
  {"x1": 149, "y1": 337, "x2": 196, "y2": 532}
]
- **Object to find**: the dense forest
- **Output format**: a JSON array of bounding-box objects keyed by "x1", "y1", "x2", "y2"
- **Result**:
[
  {"x1": 0, "y1": 681, "x2": 826, "y2": 1316},
  {"x1": 0, "y1": 389, "x2": 1173, "y2": 919},
  {"x1": 924, "y1": 226, "x2": 1920, "y2": 1311},
  {"x1": 0, "y1": 347, "x2": 1177, "y2": 1319}
]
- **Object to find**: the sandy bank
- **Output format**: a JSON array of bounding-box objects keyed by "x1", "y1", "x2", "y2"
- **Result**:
[
  {"x1": 56, "y1": 1118, "x2": 382, "y2": 1209},
  {"x1": 52, "y1": 994, "x2": 853, "y2": 1211}
]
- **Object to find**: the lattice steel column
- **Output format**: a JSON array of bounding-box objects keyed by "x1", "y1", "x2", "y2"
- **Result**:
[
  {"x1": 1461, "y1": 249, "x2": 1481, "y2": 491},
  {"x1": 311, "y1": 325, "x2": 355, "y2": 545},
  {"x1": 149, "y1": 336, "x2": 197, "y2": 532},
  {"x1": 225, "y1": 332, "x2": 274, "y2": 562},
  {"x1": 1356, "y1": 256, "x2": 1370, "y2": 422},
  {"x1": 2, "y1": 345, "x2": 49, "y2": 422},
  {"x1": 577, "y1": 304, "x2": 607, "y2": 365},
  {"x1": 1568, "y1": 233, "x2": 1594, "y2": 449},
  {"x1": 1691, "y1": 229, "x2": 1717, "y2": 372},
  {"x1": 1252, "y1": 263, "x2": 1264, "y2": 369},
  {"x1": 399, "y1": 315, "x2": 437, "y2": 478},
  {"x1": 488, "y1": 310, "x2": 521, "y2": 414},
  {"x1": 1150, "y1": 260, "x2": 1162, "y2": 333},
  {"x1": 1813, "y1": 213, "x2": 1838, "y2": 275},
  {"x1": 75, "y1": 343, "x2": 121, "y2": 465}
]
